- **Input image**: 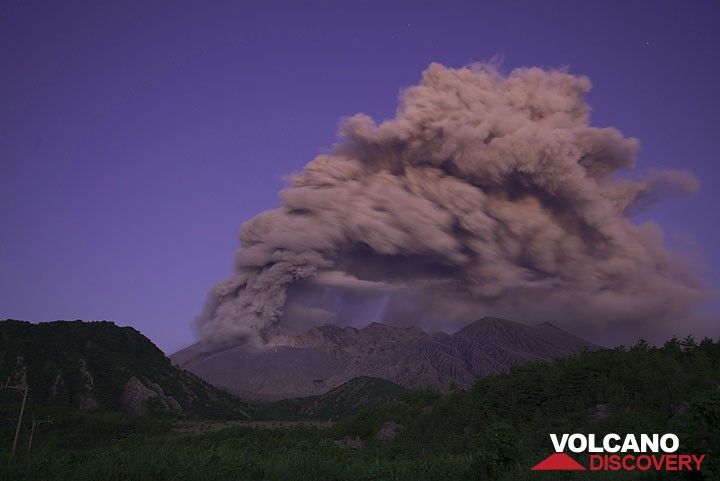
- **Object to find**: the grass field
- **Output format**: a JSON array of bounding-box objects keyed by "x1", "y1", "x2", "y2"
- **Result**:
[{"x1": 0, "y1": 421, "x2": 634, "y2": 481}]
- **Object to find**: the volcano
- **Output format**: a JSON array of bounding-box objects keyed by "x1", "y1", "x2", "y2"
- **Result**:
[{"x1": 171, "y1": 317, "x2": 596, "y2": 399}]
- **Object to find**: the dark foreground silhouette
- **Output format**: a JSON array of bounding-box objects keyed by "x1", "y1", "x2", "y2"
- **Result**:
[{"x1": 1, "y1": 320, "x2": 718, "y2": 480}]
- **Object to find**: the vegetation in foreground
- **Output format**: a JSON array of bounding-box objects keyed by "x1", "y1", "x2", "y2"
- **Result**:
[
  {"x1": 1, "y1": 336, "x2": 718, "y2": 480},
  {"x1": 258, "y1": 376, "x2": 408, "y2": 421}
]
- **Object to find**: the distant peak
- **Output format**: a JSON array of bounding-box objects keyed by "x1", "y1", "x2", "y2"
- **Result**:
[
  {"x1": 364, "y1": 321, "x2": 390, "y2": 330},
  {"x1": 454, "y1": 317, "x2": 529, "y2": 338},
  {"x1": 477, "y1": 316, "x2": 513, "y2": 324},
  {"x1": 537, "y1": 321, "x2": 561, "y2": 329},
  {"x1": 462, "y1": 317, "x2": 518, "y2": 329},
  {"x1": 362, "y1": 321, "x2": 424, "y2": 333},
  {"x1": 316, "y1": 324, "x2": 344, "y2": 332}
]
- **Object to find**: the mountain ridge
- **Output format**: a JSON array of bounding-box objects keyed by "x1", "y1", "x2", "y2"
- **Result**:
[{"x1": 172, "y1": 317, "x2": 596, "y2": 399}]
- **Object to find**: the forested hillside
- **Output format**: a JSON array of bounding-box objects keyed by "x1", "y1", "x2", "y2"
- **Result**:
[
  {"x1": 3, "y1": 336, "x2": 718, "y2": 480},
  {"x1": 330, "y1": 336, "x2": 720, "y2": 479},
  {"x1": 0, "y1": 320, "x2": 252, "y2": 418}
]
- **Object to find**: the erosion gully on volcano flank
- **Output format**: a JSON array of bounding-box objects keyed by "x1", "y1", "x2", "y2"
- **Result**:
[{"x1": 171, "y1": 317, "x2": 595, "y2": 399}]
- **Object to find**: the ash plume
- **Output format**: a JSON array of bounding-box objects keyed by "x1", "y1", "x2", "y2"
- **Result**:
[{"x1": 196, "y1": 62, "x2": 708, "y2": 346}]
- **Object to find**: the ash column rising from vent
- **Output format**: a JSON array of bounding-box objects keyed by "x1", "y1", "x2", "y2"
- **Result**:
[{"x1": 195, "y1": 62, "x2": 707, "y2": 346}]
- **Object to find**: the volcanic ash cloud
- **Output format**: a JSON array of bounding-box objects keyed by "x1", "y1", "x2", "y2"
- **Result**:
[{"x1": 196, "y1": 62, "x2": 707, "y2": 346}]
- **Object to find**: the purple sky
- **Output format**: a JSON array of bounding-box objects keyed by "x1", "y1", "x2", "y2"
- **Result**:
[{"x1": 2, "y1": 1, "x2": 719, "y2": 353}]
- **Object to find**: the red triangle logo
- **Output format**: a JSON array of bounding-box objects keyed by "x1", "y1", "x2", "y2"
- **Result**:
[{"x1": 531, "y1": 453, "x2": 586, "y2": 471}]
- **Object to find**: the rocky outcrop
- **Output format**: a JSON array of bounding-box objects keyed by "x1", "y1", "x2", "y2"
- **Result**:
[
  {"x1": 376, "y1": 421, "x2": 402, "y2": 441},
  {"x1": 49, "y1": 371, "x2": 65, "y2": 398},
  {"x1": 118, "y1": 376, "x2": 182, "y2": 414},
  {"x1": 119, "y1": 377, "x2": 157, "y2": 414},
  {"x1": 144, "y1": 379, "x2": 182, "y2": 413},
  {"x1": 10, "y1": 356, "x2": 28, "y2": 387},
  {"x1": 78, "y1": 359, "x2": 98, "y2": 410}
]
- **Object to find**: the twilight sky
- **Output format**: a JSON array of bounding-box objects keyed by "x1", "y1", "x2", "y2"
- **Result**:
[{"x1": 1, "y1": 0, "x2": 719, "y2": 353}]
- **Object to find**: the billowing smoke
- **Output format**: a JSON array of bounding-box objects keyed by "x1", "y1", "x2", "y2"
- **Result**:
[{"x1": 196, "y1": 63, "x2": 708, "y2": 346}]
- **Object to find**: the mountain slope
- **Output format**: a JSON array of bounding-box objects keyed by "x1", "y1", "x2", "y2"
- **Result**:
[
  {"x1": 259, "y1": 376, "x2": 408, "y2": 421},
  {"x1": 172, "y1": 317, "x2": 596, "y2": 399},
  {"x1": 0, "y1": 320, "x2": 253, "y2": 418}
]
